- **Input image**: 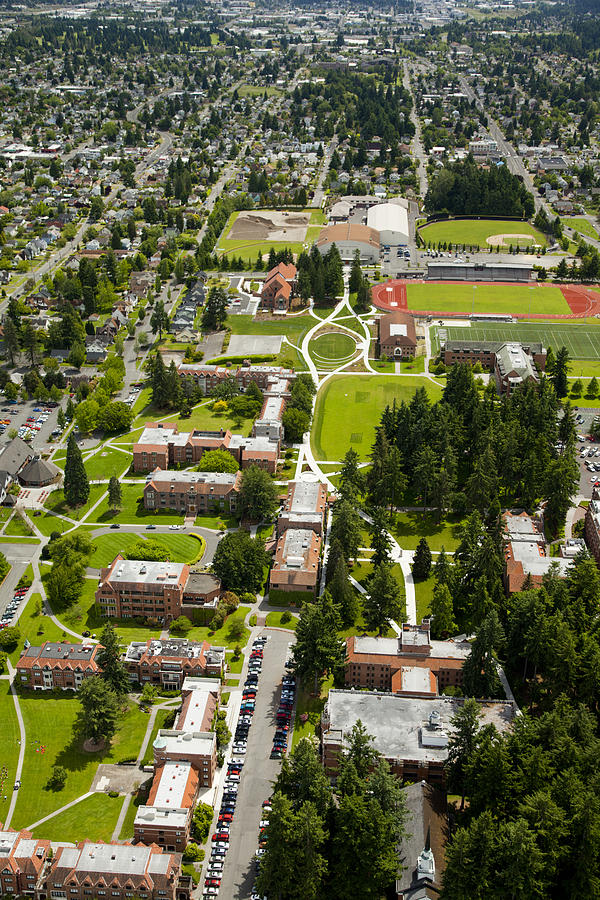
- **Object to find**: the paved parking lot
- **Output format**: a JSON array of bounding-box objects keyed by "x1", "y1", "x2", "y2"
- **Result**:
[
  {"x1": 210, "y1": 629, "x2": 294, "y2": 900},
  {"x1": 0, "y1": 397, "x2": 65, "y2": 450},
  {"x1": 573, "y1": 406, "x2": 600, "y2": 498}
]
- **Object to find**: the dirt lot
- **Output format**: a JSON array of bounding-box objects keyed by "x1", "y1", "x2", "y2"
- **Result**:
[{"x1": 228, "y1": 210, "x2": 310, "y2": 243}]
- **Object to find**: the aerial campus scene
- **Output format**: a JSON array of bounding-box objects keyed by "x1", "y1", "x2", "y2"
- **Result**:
[{"x1": 1, "y1": 0, "x2": 600, "y2": 897}]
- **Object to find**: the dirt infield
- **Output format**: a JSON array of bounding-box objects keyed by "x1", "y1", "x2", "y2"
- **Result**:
[
  {"x1": 371, "y1": 278, "x2": 600, "y2": 319},
  {"x1": 228, "y1": 210, "x2": 311, "y2": 243},
  {"x1": 487, "y1": 233, "x2": 541, "y2": 247}
]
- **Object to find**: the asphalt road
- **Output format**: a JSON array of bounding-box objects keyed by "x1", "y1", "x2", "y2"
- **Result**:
[{"x1": 215, "y1": 629, "x2": 294, "y2": 900}]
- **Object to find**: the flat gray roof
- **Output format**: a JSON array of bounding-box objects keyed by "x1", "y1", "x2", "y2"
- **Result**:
[
  {"x1": 104, "y1": 559, "x2": 186, "y2": 586},
  {"x1": 57, "y1": 842, "x2": 170, "y2": 876}
]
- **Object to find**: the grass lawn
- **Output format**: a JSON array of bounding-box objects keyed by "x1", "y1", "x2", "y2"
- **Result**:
[
  {"x1": 238, "y1": 84, "x2": 282, "y2": 98},
  {"x1": 406, "y1": 282, "x2": 568, "y2": 316},
  {"x1": 265, "y1": 611, "x2": 298, "y2": 630},
  {"x1": 226, "y1": 652, "x2": 244, "y2": 674},
  {"x1": 32, "y1": 793, "x2": 125, "y2": 843},
  {"x1": 292, "y1": 674, "x2": 333, "y2": 749},
  {"x1": 141, "y1": 709, "x2": 173, "y2": 766},
  {"x1": 569, "y1": 361, "x2": 600, "y2": 377},
  {"x1": 90, "y1": 485, "x2": 182, "y2": 525},
  {"x1": 120, "y1": 404, "x2": 252, "y2": 444},
  {"x1": 391, "y1": 512, "x2": 464, "y2": 551},
  {"x1": 8, "y1": 594, "x2": 66, "y2": 666},
  {"x1": 194, "y1": 513, "x2": 238, "y2": 530},
  {"x1": 312, "y1": 375, "x2": 443, "y2": 461},
  {"x1": 226, "y1": 313, "x2": 313, "y2": 344},
  {"x1": 310, "y1": 331, "x2": 357, "y2": 364},
  {"x1": 562, "y1": 217, "x2": 600, "y2": 240},
  {"x1": 186, "y1": 605, "x2": 251, "y2": 650},
  {"x1": 11, "y1": 694, "x2": 150, "y2": 829},
  {"x1": 44, "y1": 484, "x2": 106, "y2": 522},
  {"x1": 4, "y1": 513, "x2": 34, "y2": 536},
  {"x1": 84, "y1": 447, "x2": 132, "y2": 481},
  {"x1": 88, "y1": 533, "x2": 205, "y2": 569},
  {"x1": 414, "y1": 575, "x2": 435, "y2": 623},
  {"x1": 0, "y1": 681, "x2": 21, "y2": 826},
  {"x1": 0, "y1": 536, "x2": 40, "y2": 545},
  {"x1": 119, "y1": 779, "x2": 152, "y2": 840},
  {"x1": 54, "y1": 579, "x2": 163, "y2": 646},
  {"x1": 418, "y1": 218, "x2": 547, "y2": 248}
]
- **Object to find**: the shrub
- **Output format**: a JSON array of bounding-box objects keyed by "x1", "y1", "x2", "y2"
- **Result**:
[
  {"x1": 191, "y1": 802, "x2": 213, "y2": 843},
  {"x1": 108, "y1": 790, "x2": 119, "y2": 798},
  {"x1": 280, "y1": 610, "x2": 292, "y2": 625},
  {"x1": 249, "y1": 614, "x2": 257, "y2": 626},
  {"x1": 183, "y1": 843, "x2": 205, "y2": 863},
  {"x1": 46, "y1": 766, "x2": 67, "y2": 791}
]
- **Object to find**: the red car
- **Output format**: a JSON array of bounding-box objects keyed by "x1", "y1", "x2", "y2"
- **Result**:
[
  {"x1": 218, "y1": 814, "x2": 233, "y2": 824},
  {"x1": 212, "y1": 833, "x2": 230, "y2": 842},
  {"x1": 205, "y1": 878, "x2": 221, "y2": 887}
]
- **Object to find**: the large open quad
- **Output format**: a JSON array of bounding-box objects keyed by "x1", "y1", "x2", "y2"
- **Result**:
[
  {"x1": 311, "y1": 374, "x2": 443, "y2": 462},
  {"x1": 433, "y1": 319, "x2": 600, "y2": 359},
  {"x1": 418, "y1": 217, "x2": 547, "y2": 248}
]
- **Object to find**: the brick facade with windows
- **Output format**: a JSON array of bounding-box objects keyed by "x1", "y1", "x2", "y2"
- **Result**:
[
  {"x1": 16, "y1": 642, "x2": 102, "y2": 691},
  {"x1": 143, "y1": 469, "x2": 241, "y2": 515},
  {"x1": 0, "y1": 826, "x2": 50, "y2": 896}
]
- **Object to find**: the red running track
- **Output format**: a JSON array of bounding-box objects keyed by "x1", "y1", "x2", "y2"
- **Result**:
[{"x1": 371, "y1": 278, "x2": 600, "y2": 319}]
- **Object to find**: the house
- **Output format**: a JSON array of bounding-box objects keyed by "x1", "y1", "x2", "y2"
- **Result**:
[
  {"x1": 345, "y1": 620, "x2": 471, "y2": 694},
  {"x1": 96, "y1": 555, "x2": 221, "y2": 623},
  {"x1": 321, "y1": 691, "x2": 516, "y2": 783},
  {"x1": 123, "y1": 638, "x2": 226, "y2": 688},
  {"x1": 260, "y1": 262, "x2": 297, "y2": 313},
  {"x1": 143, "y1": 469, "x2": 241, "y2": 515},
  {"x1": 38, "y1": 840, "x2": 190, "y2": 900},
  {"x1": 503, "y1": 510, "x2": 571, "y2": 592},
  {"x1": 0, "y1": 826, "x2": 50, "y2": 897},
  {"x1": 379, "y1": 312, "x2": 417, "y2": 359},
  {"x1": 396, "y1": 782, "x2": 447, "y2": 900},
  {"x1": 16, "y1": 641, "x2": 102, "y2": 691}
]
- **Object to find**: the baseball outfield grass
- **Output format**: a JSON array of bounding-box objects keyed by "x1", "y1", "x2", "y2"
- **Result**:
[{"x1": 418, "y1": 218, "x2": 547, "y2": 248}]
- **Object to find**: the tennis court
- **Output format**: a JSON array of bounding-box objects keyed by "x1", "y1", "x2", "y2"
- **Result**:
[{"x1": 433, "y1": 321, "x2": 600, "y2": 359}]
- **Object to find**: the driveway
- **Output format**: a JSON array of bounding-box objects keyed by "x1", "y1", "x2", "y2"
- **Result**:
[{"x1": 212, "y1": 629, "x2": 294, "y2": 900}]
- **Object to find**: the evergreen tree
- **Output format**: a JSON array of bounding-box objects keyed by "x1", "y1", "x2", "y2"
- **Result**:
[
  {"x1": 412, "y1": 537, "x2": 432, "y2": 580},
  {"x1": 239, "y1": 464, "x2": 279, "y2": 520},
  {"x1": 292, "y1": 591, "x2": 345, "y2": 692},
  {"x1": 462, "y1": 609, "x2": 505, "y2": 699},
  {"x1": 3, "y1": 317, "x2": 19, "y2": 366},
  {"x1": 434, "y1": 546, "x2": 452, "y2": 585},
  {"x1": 202, "y1": 286, "x2": 228, "y2": 330},
  {"x1": 552, "y1": 346, "x2": 570, "y2": 398},
  {"x1": 330, "y1": 500, "x2": 361, "y2": 562},
  {"x1": 64, "y1": 433, "x2": 90, "y2": 508},
  {"x1": 349, "y1": 249, "x2": 362, "y2": 294},
  {"x1": 338, "y1": 448, "x2": 365, "y2": 502},
  {"x1": 108, "y1": 476, "x2": 122, "y2": 512},
  {"x1": 149, "y1": 352, "x2": 169, "y2": 408},
  {"x1": 368, "y1": 506, "x2": 392, "y2": 568},
  {"x1": 329, "y1": 553, "x2": 358, "y2": 626},
  {"x1": 150, "y1": 298, "x2": 169, "y2": 340},
  {"x1": 97, "y1": 622, "x2": 130, "y2": 695},
  {"x1": 78, "y1": 676, "x2": 120, "y2": 744},
  {"x1": 446, "y1": 697, "x2": 482, "y2": 810},
  {"x1": 430, "y1": 582, "x2": 456, "y2": 638},
  {"x1": 363, "y1": 563, "x2": 404, "y2": 634}
]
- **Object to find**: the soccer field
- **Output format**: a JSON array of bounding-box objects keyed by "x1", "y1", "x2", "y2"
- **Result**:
[
  {"x1": 406, "y1": 282, "x2": 570, "y2": 316},
  {"x1": 418, "y1": 218, "x2": 547, "y2": 248},
  {"x1": 433, "y1": 321, "x2": 600, "y2": 359}
]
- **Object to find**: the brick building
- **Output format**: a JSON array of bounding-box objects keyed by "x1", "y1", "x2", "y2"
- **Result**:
[
  {"x1": 442, "y1": 340, "x2": 546, "y2": 387},
  {"x1": 36, "y1": 841, "x2": 189, "y2": 900},
  {"x1": 344, "y1": 621, "x2": 471, "y2": 694},
  {"x1": 277, "y1": 480, "x2": 328, "y2": 536},
  {"x1": 177, "y1": 364, "x2": 293, "y2": 395},
  {"x1": 143, "y1": 469, "x2": 241, "y2": 515},
  {"x1": 321, "y1": 691, "x2": 516, "y2": 783},
  {"x1": 260, "y1": 263, "x2": 297, "y2": 313},
  {"x1": 134, "y1": 761, "x2": 199, "y2": 852},
  {"x1": 378, "y1": 312, "x2": 417, "y2": 360},
  {"x1": 123, "y1": 639, "x2": 226, "y2": 688},
  {"x1": 0, "y1": 827, "x2": 50, "y2": 897},
  {"x1": 585, "y1": 487, "x2": 600, "y2": 565},
  {"x1": 96, "y1": 556, "x2": 220, "y2": 623},
  {"x1": 16, "y1": 642, "x2": 102, "y2": 691},
  {"x1": 132, "y1": 424, "x2": 279, "y2": 475},
  {"x1": 503, "y1": 510, "x2": 570, "y2": 592},
  {"x1": 269, "y1": 528, "x2": 322, "y2": 595}
]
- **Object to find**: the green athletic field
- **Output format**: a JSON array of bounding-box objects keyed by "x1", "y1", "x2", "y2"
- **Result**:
[
  {"x1": 418, "y1": 218, "x2": 547, "y2": 248},
  {"x1": 406, "y1": 282, "x2": 569, "y2": 316},
  {"x1": 433, "y1": 321, "x2": 600, "y2": 359},
  {"x1": 310, "y1": 331, "x2": 356, "y2": 361},
  {"x1": 311, "y1": 375, "x2": 443, "y2": 462}
]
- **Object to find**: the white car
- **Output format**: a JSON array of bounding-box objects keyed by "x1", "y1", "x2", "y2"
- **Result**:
[
  {"x1": 169, "y1": 524, "x2": 180, "y2": 530},
  {"x1": 259, "y1": 819, "x2": 269, "y2": 828}
]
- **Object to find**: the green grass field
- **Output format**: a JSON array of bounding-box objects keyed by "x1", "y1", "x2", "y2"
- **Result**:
[
  {"x1": 32, "y1": 793, "x2": 125, "y2": 843},
  {"x1": 312, "y1": 375, "x2": 443, "y2": 461},
  {"x1": 414, "y1": 575, "x2": 435, "y2": 624},
  {"x1": 265, "y1": 611, "x2": 299, "y2": 630},
  {"x1": 562, "y1": 217, "x2": 600, "y2": 241},
  {"x1": 0, "y1": 681, "x2": 21, "y2": 826},
  {"x1": 407, "y1": 282, "x2": 568, "y2": 316},
  {"x1": 418, "y1": 218, "x2": 547, "y2": 248},
  {"x1": 84, "y1": 448, "x2": 132, "y2": 481},
  {"x1": 434, "y1": 320, "x2": 600, "y2": 359},
  {"x1": 186, "y1": 605, "x2": 251, "y2": 650},
  {"x1": 392, "y1": 512, "x2": 464, "y2": 551},
  {"x1": 4, "y1": 513, "x2": 34, "y2": 536},
  {"x1": 88, "y1": 532, "x2": 205, "y2": 568},
  {"x1": 11, "y1": 695, "x2": 150, "y2": 828},
  {"x1": 89, "y1": 485, "x2": 182, "y2": 525},
  {"x1": 310, "y1": 331, "x2": 357, "y2": 363}
]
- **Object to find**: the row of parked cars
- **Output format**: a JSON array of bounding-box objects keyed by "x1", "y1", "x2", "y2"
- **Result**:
[
  {"x1": 252, "y1": 797, "x2": 272, "y2": 899},
  {"x1": 270, "y1": 665, "x2": 296, "y2": 759},
  {"x1": 203, "y1": 636, "x2": 268, "y2": 900},
  {"x1": 1, "y1": 586, "x2": 29, "y2": 628}
]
